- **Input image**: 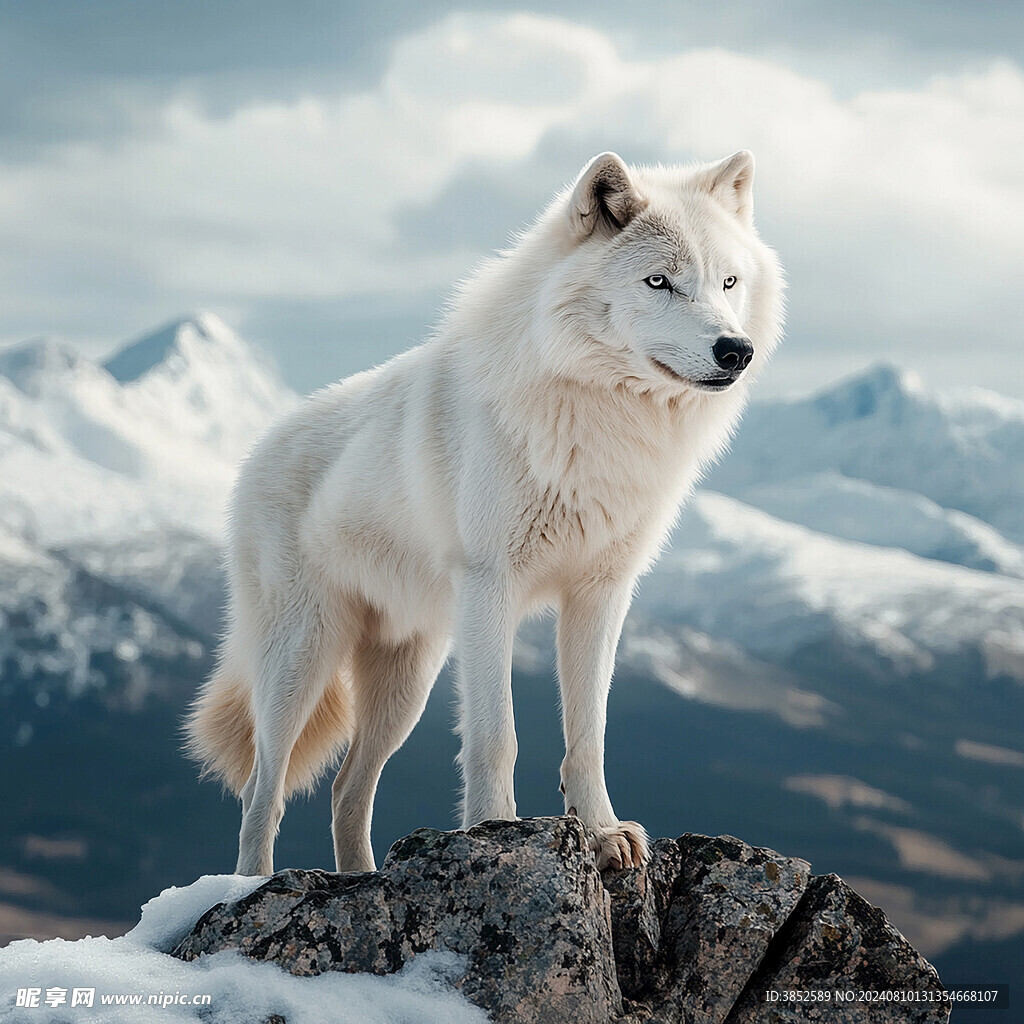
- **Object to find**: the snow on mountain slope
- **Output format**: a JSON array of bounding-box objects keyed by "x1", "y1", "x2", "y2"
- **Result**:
[
  {"x1": 0, "y1": 314, "x2": 296, "y2": 545},
  {"x1": 708, "y1": 364, "x2": 1024, "y2": 546},
  {"x1": 737, "y1": 472, "x2": 1024, "y2": 578},
  {"x1": 0, "y1": 520, "x2": 211, "y2": 703},
  {"x1": 639, "y1": 492, "x2": 1024, "y2": 681},
  {"x1": 104, "y1": 313, "x2": 296, "y2": 465}
]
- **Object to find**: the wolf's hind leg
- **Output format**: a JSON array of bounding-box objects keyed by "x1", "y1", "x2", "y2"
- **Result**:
[
  {"x1": 235, "y1": 603, "x2": 349, "y2": 876},
  {"x1": 332, "y1": 632, "x2": 449, "y2": 872},
  {"x1": 558, "y1": 579, "x2": 649, "y2": 870}
]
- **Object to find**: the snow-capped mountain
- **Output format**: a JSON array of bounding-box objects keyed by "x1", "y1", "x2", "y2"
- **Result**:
[
  {"x1": 103, "y1": 314, "x2": 297, "y2": 469},
  {"x1": 723, "y1": 471, "x2": 1024, "y2": 579},
  {"x1": 0, "y1": 314, "x2": 295, "y2": 707},
  {"x1": 637, "y1": 492, "x2": 1024, "y2": 681},
  {"x1": 0, "y1": 313, "x2": 296, "y2": 546},
  {"x1": 707, "y1": 364, "x2": 1024, "y2": 546}
]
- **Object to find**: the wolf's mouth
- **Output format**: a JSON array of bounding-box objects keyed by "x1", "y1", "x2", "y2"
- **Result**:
[{"x1": 650, "y1": 359, "x2": 736, "y2": 391}]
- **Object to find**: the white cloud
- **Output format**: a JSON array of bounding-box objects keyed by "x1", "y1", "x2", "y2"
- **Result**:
[{"x1": 0, "y1": 13, "x2": 1022, "y2": 391}]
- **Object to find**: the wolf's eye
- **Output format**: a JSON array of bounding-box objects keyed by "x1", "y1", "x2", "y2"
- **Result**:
[
  {"x1": 723, "y1": 276, "x2": 737, "y2": 290},
  {"x1": 645, "y1": 275, "x2": 671, "y2": 290}
]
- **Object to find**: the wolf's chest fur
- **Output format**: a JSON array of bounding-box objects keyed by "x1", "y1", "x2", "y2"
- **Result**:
[{"x1": 504, "y1": 385, "x2": 717, "y2": 580}]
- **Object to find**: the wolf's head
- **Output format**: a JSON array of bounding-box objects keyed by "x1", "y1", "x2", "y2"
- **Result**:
[{"x1": 532, "y1": 150, "x2": 784, "y2": 397}]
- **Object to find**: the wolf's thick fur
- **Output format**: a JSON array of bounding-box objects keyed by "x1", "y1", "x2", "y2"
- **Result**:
[{"x1": 186, "y1": 151, "x2": 784, "y2": 875}]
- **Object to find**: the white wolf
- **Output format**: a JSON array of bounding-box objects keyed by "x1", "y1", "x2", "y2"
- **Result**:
[{"x1": 186, "y1": 150, "x2": 784, "y2": 876}]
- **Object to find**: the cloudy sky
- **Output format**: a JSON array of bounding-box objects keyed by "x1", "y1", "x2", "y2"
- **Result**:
[{"x1": 1, "y1": 1, "x2": 1022, "y2": 398}]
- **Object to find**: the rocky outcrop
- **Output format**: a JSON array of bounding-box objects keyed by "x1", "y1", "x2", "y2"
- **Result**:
[
  {"x1": 175, "y1": 817, "x2": 948, "y2": 1023},
  {"x1": 179, "y1": 818, "x2": 620, "y2": 1023}
]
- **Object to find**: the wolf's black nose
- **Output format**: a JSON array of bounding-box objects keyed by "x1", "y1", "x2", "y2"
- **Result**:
[{"x1": 712, "y1": 335, "x2": 754, "y2": 373}]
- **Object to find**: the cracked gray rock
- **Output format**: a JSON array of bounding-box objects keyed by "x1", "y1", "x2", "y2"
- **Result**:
[
  {"x1": 175, "y1": 817, "x2": 948, "y2": 1023},
  {"x1": 608, "y1": 834, "x2": 811, "y2": 1022},
  {"x1": 178, "y1": 817, "x2": 621, "y2": 1023},
  {"x1": 725, "y1": 873, "x2": 951, "y2": 1024}
]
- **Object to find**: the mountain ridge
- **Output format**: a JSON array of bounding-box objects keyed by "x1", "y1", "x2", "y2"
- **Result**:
[
  {"x1": 103, "y1": 313, "x2": 234, "y2": 384},
  {"x1": 0, "y1": 312, "x2": 296, "y2": 546},
  {"x1": 713, "y1": 360, "x2": 1024, "y2": 544}
]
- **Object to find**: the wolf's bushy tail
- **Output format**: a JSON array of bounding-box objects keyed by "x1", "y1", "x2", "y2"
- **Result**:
[{"x1": 183, "y1": 667, "x2": 354, "y2": 798}]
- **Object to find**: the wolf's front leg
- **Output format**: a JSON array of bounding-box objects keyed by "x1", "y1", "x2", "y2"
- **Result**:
[
  {"x1": 455, "y1": 568, "x2": 518, "y2": 827},
  {"x1": 557, "y1": 579, "x2": 649, "y2": 870}
]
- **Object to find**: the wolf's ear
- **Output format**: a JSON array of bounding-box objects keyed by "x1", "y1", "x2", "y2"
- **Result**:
[
  {"x1": 568, "y1": 152, "x2": 646, "y2": 242},
  {"x1": 702, "y1": 150, "x2": 755, "y2": 224}
]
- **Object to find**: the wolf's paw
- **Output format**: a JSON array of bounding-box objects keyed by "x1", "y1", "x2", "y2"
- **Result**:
[{"x1": 586, "y1": 820, "x2": 650, "y2": 871}]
